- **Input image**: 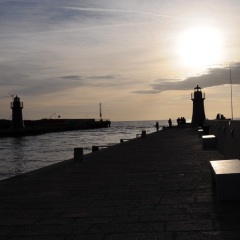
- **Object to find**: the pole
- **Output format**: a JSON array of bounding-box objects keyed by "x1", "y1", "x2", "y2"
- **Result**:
[
  {"x1": 100, "y1": 103, "x2": 102, "y2": 120},
  {"x1": 230, "y1": 69, "x2": 233, "y2": 120}
]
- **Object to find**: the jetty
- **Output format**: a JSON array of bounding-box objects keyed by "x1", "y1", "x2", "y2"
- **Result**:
[
  {"x1": 0, "y1": 126, "x2": 240, "y2": 239},
  {"x1": 0, "y1": 118, "x2": 111, "y2": 138}
]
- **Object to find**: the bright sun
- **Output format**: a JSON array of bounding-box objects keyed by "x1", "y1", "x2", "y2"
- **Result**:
[{"x1": 178, "y1": 26, "x2": 224, "y2": 68}]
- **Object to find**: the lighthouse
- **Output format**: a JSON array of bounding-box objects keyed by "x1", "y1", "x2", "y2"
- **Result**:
[
  {"x1": 11, "y1": 96, "x2": 24, "y2": 129},
  {"x1": 191, "y1": 85, "x2": 206, "y2": 126}
]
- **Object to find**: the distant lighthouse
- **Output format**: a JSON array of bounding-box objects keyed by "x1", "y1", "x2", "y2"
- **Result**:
[
  {"x1": 191, "y1": 85, "x2": 206, "y2": 126},
  {"x1": 11, "y1": 96, "x2": 24, "y2": 129}
]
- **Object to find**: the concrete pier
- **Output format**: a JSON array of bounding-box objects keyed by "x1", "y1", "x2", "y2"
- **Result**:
[{"x1": 0, "y1": 127, "x2": 240, "y2": 239}]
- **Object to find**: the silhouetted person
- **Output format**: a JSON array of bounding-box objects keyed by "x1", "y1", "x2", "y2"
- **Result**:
[
  {"x1": 216, "y1": 113, "x2": 220, "y2": 120},
  {"x1": 168, "y1": 118, "x2": 172, "y2": 128},
  {"x1": 182, "y1": 117, "x2": 186, "y2": 125},
  {"x1": 177, "y1": 118, "x2": 181, "y2": 128},
  {"x1": 155, "y1": 121, "x2": 159, "y2": 131}
]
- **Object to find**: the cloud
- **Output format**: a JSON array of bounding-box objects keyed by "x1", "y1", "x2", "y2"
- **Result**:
[
  {"x1": 0, "y1": 71, "x2": 126, "y2": 98},
  {"x1": 0, "y1": 1, "x2": 163, "y2": 38},
  {"x1": 87, "y1": 74, "x2": 118, "y2": 79},
  {"x1": 133, "y1": 90, "x2": 160, "y2": 94},
  {"x1": 60, "y1": 75, "x2": 83, "y2": 81},
  {"x1": 60, "y1": 74, "x2": 123, "y2": 87},
  {"x1": 0, "y1": 1, "x2": 203, "y2": 39},
  {"x1": 135, "y1": 63, "x2": 240, "y2": 94},
  {"x1": 8, "y1": 77, "x2": 83, "y2": 97},
  {"x1": 63, "y1": 6, "x2": 187, "y2": 21}
]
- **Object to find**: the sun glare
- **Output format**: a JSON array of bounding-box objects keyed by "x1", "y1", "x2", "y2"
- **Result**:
[{"x1": 178, "y1": 26, "x2": 224, "y2": 68}]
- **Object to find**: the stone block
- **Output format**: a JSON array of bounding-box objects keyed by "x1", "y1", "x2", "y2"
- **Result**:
[
  {"x1": 202, "y1": 135, "x2": 216, "y2": 148},
  {"x1": 210, "y1": 159, "x2": 240, "y2": 200}
]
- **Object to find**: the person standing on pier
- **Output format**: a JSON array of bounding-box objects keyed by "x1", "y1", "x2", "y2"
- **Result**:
[
  {"x1": 177, "y1": 118, "x2": 181, "y2": 127},
  {"x1": 168, "y1": 118, "x2": 172, "y2": 128},
  {"x1": 155, "y1": 121, "x2": 159, "y2": 131}
]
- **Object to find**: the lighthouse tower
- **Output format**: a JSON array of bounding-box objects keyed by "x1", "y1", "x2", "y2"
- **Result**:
[
  {"x1": 11, "y1": 96, "x2": 24, "y2": 129},
  {"x1": 191, "y1": 85, "x2": 206, "y2": 126}
]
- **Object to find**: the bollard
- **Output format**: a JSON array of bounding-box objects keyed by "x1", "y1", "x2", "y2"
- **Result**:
[
  {"x1": 92, "y1": 146, "x2": 99, "y2": 152},
  {"x1": 142, "y1": 130, "x2": 146, "y2": 138},
  {"x1": 74, "y1": 148, "x2": 83, "y2": 162},
  {"x1": 203, "y1": 126, "x2": 210, "y2": 135},
  {"x1": 198, "y1": 129, "x2": 203, "y2": 138}
]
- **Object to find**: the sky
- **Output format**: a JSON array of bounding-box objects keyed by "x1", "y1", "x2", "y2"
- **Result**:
[{"x1": 1, "y1": 0, "x2": 240, "y2": 121}]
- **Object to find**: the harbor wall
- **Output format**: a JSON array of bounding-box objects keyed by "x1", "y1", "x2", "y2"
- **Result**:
[
  {"x1": 0, "y1": 118, "x2": 111, "y2": 137},
  {"x1": 204, "y1": 120, "x2": 240, "y2": 159}
]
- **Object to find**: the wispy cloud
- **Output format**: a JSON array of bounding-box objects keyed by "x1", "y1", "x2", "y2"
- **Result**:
[
  {"x1": 60, "y1": 75, "x2": 83, "y2": 81},
  {"x1": 63, "y1": 6, "x2": 188, "y2": 21},
  {"x1": 133, "y1": 90, "x2": 160, "y2": 94}
]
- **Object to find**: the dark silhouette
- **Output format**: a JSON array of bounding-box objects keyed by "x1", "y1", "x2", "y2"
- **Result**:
[
  {"x1": 168, "y1": 118, "x2": 172, "y2": 128},
  {"x1": 155, "y1": 121, "x2": 159, "y2": 131},
  {"x1": 177, "y1": 118, "x2": 181, "y2": 128},
  {"x1": 216, "y1": 113, "x2": 226, "y2": 120},
  {"x1": 191, "y1": 85, "x2": 206, "y2": 126},
  {"x1": 181, "y1": 117, "x2": 186, "y2": 125},
  {"x1": 177, "y1": 117, "x2": 186, "y2": 127},
  {"x1": 11, "y1": 96, "x2": 24, "y2": 129}
]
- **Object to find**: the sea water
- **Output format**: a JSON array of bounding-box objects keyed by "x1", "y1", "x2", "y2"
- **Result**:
[{"x1": 0, "y1": 120, "x2": 171, "y2": 181}]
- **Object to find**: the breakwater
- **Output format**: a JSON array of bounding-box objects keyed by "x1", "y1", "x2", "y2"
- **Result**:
[
  {"x1": 0, "y1": 118, "x2": 111, "y2": 138},
  {"x1": 205, "y1": 119, "x2": 240, "y2": 159}
]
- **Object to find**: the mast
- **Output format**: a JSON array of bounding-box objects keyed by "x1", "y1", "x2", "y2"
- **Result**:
[
  {"x1": 230, "y1": 68, "x2": 233, "y2": 120},
  {"x1": 99, "y1": 103, "x2": 102, "y2": 120}
]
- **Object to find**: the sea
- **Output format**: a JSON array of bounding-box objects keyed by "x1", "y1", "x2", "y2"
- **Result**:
[{"x1": 0, "y1": 120, "x2": 173, "y2": 181}]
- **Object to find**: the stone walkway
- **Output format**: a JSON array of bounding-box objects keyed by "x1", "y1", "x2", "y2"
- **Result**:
[{"x1": 0, "y1": 127, "x2": 240, "y2": 240}]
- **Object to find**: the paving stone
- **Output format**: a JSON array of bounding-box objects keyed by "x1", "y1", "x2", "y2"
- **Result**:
[
  {"x1": 176, "y1": 231, "x2": 240, "y2": 240},
  {"x1": 111, "y1": 216, "x2": 140, "y2": 223},
  {"x1": 141, "y1": 213, "x2": 211, "y2": 222},
  {"x1": 65, "y1": 235, "x2": 105, "y2": 240},
  {"x1": 8, "y1": 236, "x2": 64, "y2": 240},
  {"x1": 0, "y1": 226, "x2": 15, "y2": 236},
  {"x1": 167, "y1": 220, "x2": 212, "y2": 231},
  {"x1": 0, "y1": 218, "x2": 37, "y2": 226},
  {"x1": 34, "y1": 218, "x2": 75, "y2": 225},
  {"x1": 9, "y1": 223, "x2": 91, "y2": 237},
  {"x1": 105, "y1": 232, "x2": 173, "y2": 240},
  {"x1": 88, "y1": 222, "x2": 164, "y2": 234},
  {"x1": 75, "y1": 217, "x2": 113, "y2": 224}
]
